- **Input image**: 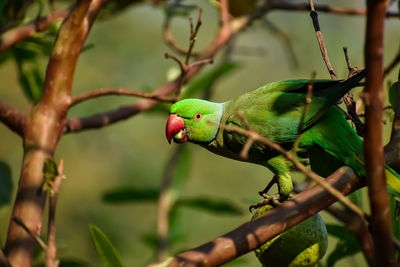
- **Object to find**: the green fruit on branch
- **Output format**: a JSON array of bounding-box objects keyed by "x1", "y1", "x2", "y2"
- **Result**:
[{"x1": 252, "y1": 205, "x2": 328, "y2": 267}]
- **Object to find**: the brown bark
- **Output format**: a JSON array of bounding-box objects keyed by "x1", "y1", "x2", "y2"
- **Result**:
[
  {"x1": 157, "y1": 167, "x2": 361, "y2": 267},
  {"x1": 363, "y1": 0, "x2": 395, "y2": 266},
  {"x1": 0, "y1": 99, "x2": 25, "y2": 136},
  {"x1": 3, "y1": 1, "x2": 105, "y2": 266}
]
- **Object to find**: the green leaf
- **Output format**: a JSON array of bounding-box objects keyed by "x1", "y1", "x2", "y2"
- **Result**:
[
  {"x1": 181, "y1": 62, "x2": 239, "y2": 99},
  {"x1": 326, "y1": 224, "x2": 360, "y2": 267},
  {"x1": 102, "y1": 186, "x2": 159, "y2": 203},
  {"x1": 16, "y1": 59, "x2": 44, "y2": 103},
  {"x1": 13, "y1": 35, "x2": 56, "y2": 103},
  {"x1": 0, "y1": 161, "x2": 12, "y2": 207},
  {"x1": 40, "y1": 158, "x2": 58, "y2": 194},
  {"x1": 389, "y1": 81, "x2": 399, "y2": 112},
  {"x1": 176, "y1": 197, "x2": 242, "y2": 215},
  {"x1": 89, "y1": 225, "x2": 124, "y2": 267},
  {"x1": 348, "y1": 190, "x2": 362, "y2": 207}
]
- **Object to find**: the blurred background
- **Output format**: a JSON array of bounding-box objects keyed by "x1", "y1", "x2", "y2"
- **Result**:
[{"x1": 0, "y1": 0, "x2": 399, "y2": 266}]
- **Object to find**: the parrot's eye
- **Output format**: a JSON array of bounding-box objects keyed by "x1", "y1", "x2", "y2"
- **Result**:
[{"x1": 194, "y1": 113, "x2": 203, "y2": 121}]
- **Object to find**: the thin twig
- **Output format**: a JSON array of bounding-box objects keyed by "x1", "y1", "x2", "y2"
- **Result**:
[
  {"x1": 343, "y1": 47, "x2": 359, "y2": 78},
  {"x1": 46, "y1": 159, "x2": 64, "y2": 267},
  {"x1": 12, "y1": 217, "x2": 48, "y2": 250},
  {"x1": 341, "y1": 48, "x2": 365, "y2": 136},
  {"x1": 293, "y1": 72, "x2": 315, "y2": 152},
  {"x1": 164, "y1": 9, "x2": 211, "y2": 99},
  {"x1": 162, "y1": 4, "x2": 201, "y2": 57},
  {"x1": 185, "y1": 9, "x2": 202, "y2": 65},
  {"x1": 0, "y1": 99, "x2": 25, "y2": 136},
  {"x1": 236, "y1": 111, "x2": 254, "y2": 159},
  {"x1": 308, "y1": 0, "x2": 337, "y2": 80},
  {"x1": 70, "y1": 88, "x2": 176, "y2": 107},
  {"x1": 218, "y1": 122, "x2": 366, "y2": 218}
]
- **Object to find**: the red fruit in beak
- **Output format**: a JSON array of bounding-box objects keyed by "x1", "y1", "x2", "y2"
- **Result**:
[{"x1": 166, "y1": 114, "x2": 185, "y2": 144}]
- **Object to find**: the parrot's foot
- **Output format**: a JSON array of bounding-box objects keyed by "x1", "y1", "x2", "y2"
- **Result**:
[{"x1": 249, "y1": 193, "x2": 294, "y2": 212}]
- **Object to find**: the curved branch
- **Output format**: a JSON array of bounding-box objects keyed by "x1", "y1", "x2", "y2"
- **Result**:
[
  {"x1": 152, "y1": 167, "x2": 362, "y2": 267},
  {"x1": 0, "y1": 99, "x2": 25, "y2": 136},
  {"x1": 70, "y1": 88, "x2": 175, "y2": 107},
  {"x1": 65, "y1": 0, "x2": 232, "y2": 133},
  {"x1": 0, "y1": 8, "x2": 70, "y2": 53}
]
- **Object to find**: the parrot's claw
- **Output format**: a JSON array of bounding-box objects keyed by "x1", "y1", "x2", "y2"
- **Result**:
[
  {"x1": 249, "y1": 193, "x2": 295, "y2": 212},
  {"x1": 249, "y1": 194, "x2": 281, "y2": 212}
]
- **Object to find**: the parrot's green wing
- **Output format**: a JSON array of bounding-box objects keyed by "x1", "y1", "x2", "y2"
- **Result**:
[{"x1": 223, "y1": 71, "x2": 365, "y2": 146}]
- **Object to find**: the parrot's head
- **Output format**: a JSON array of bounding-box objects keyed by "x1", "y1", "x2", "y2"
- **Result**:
[{"x1": 166, "y1": 99, "x2": 223, "y2": 144}]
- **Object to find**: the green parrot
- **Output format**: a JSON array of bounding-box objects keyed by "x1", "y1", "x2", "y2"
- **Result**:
[{"x1": 165, "y1": 70, "x2": 400, "y2": 201}]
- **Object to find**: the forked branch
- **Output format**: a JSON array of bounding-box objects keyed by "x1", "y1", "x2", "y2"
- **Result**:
[{"x1": 151, "y1": 167, "x2": 361, "y2": 267}]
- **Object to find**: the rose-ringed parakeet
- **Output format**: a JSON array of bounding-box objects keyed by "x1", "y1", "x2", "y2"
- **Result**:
[{"x1": 165, "y1": 70, "x2": 400, "y2": 202}]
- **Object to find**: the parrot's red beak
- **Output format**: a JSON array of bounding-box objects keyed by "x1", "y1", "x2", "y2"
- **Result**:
[{"x1": 166, "y1": 114, "x2": 187, "y2": 144}]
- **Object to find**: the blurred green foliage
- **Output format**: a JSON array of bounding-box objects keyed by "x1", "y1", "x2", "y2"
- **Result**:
[
  {"x1": 89, "y1": 224, "x2": 124, "y2": 267},
  {"x1": 0, "y1": 0, "x2": 399, "y2": 266},
  {"x1": 325, "y1": 224, "x2": 361, "y2": 267},
  {"x1": 0, "y1": 161, "x2": 12, "y2": 208}
]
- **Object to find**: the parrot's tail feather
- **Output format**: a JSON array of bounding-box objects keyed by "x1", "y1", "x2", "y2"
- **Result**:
[
  {"x1": 355, "y1": 156, "x2": 400, "y2": 197},
  {"x1": 386, "y1": 166, "x2": 400, "y2": 198}
]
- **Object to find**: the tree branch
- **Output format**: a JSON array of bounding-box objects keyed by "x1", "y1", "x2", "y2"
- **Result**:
[
  {"x1": 70, "y1": 88, "x2": 176, "y2": 107},
  {"x1": 308, "y1": 0, "x2": 337, "y2": 80},
  {"x1": 269, "y1": 0, "x2": 398, "y2": 18},
  {"x1": 65, "y1": 0, "x2": 232, "y2": 133},
  {"x1": 0, "y1": 99, "x2": 25, "y2": 136},
  {"x1": 46, "y1": 159, "x2": 64, "y2": 267},
  {"x1": 4, "y1": 1, "x2": 107, "y2": 266},
  {"x1": 363, "y1": 0, "x2": 395, "y2": 265},
  {"x1": 151, "y1": 167, "x2": 361, "y2": 267},
  {"x1": 0, "y1": 8, "x2": 70, "y2": 53}
]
